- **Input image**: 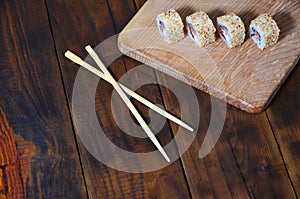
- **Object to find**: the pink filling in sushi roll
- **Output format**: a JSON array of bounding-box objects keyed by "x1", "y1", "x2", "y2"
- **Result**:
[
  {"x1": 186, "y1": 11, "x2": 216, "y2": 47},
  {"x1": 187, "y1": 23, "x2": 197, "y2": 39},
  {"x1": 219, "y1": 25, "x2": 229, "y2": 41},
  {"x1": 156, "y1": 9, "x2": 184, "y2": 43},
  {"x1": 217, "y1": 13, "x2": 245, "y2": 48}
]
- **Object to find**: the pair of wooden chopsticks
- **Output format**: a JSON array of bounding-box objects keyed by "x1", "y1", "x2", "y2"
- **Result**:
[{"x1": 65, "y1": 45, "x2": 194, "y2": 162}]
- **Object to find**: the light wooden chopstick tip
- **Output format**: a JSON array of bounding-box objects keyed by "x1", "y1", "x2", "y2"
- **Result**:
[
  {"x1": 64, "y1": 50, "x2": 83, "y2": 64},
  {"x1": 85, "y1": 45, "x2": 92, "y2": 51}
]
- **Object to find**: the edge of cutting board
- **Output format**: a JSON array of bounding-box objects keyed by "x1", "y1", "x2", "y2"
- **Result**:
[
  {"x1": 117, "y1": 0, "x2": 300, "y2": 113},
  {"x1": 118, "y1": 41, "x2": 288, "y2": 113}
]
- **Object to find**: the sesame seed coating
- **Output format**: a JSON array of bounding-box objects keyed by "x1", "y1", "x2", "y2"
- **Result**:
[
  {"x1": 186, "y1": 11, "x2": 216, "y2": 47},
  {"x1": 250, "y1": 14, "x2": 280, "y2": 50},
  {"x1": 157, "y1": 9, "x2": 184, "y2": 43},
  {"x1": 217, "y1": 13, "x2": 245, "y2": 48}
]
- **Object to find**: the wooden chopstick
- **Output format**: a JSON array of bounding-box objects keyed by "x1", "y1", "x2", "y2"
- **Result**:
[
  {"x1": 64, "y1": 50, "x2": 194, "y2": 132},
  {"x1": 84, "y1": 45, "x2": 170, "y2": 162}
]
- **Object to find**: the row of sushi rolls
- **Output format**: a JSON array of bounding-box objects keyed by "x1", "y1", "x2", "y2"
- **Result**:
[{"x1": 157, "y1": 9, "x2": 280, "y2": 50}]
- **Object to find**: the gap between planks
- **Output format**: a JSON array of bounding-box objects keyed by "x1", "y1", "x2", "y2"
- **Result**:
[
  {"x1": 43, "y1": 0, "x2": 90, "y2": 198},
  {"x1": 264, "y1": 111, "x2": 298, "y2": 197}
]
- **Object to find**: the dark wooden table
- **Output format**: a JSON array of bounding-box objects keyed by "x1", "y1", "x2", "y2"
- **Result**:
[{"x1": 0, "y1": 0, "x2": 299, "y2": 198}]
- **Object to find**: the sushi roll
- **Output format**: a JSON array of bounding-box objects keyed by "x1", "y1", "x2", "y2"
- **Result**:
[
  {"x1": 186, "y1": 11, "x2": 216, "y2": 47},
  {"x1": 156, "y1": 9, "x2": 184, "y2": 43},
  {"x1": 217, "y1": 13, "x2": 245, "y2": 48},
  {"x1": 250, "y1": 14, "x2": 280, "y2": 50}
]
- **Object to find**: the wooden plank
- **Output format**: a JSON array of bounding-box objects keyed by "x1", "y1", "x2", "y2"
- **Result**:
[
  {"x1": 107, "y1": 0, "x2": 136, "y2": 33},
  {"x1": 155, "y1": 72, "x2": 250, "y2": 198},
  {"x1": 118, "y1": 0, "x2": 300, "y2": 113},
  {"x1": 156, "y1": 70, "x2": 296, "y2": 198},
  {"x1": 47, "y1": 0, "x2": 191, "y2": 198},
  {"x1": 0, "y1": 0, "x2": 87, "y2": 198},
  {"x1": 266, "y1": 61, "x2": 300, "y2": 196},
  {"x1": 0, "y1": 107, "x2": 23, "y2": 198},
  {"x1": 224, "y1": 108, "x2": 296, "y2": 198}
]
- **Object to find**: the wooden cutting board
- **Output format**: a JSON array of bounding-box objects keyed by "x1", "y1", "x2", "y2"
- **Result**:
[{"x1": 118, "y1": 0, "x2": 300, "y2": 113}]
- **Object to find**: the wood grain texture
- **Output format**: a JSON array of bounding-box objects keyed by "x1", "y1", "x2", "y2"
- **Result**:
[
  {"x1": 266, "y1": 61, "x2": 300, "y2": 196},
  {"x1": 107, "y1": 0, "x2": 137, "y2": 33},
  {"x1": 224, "y1": 108, "x2": 296, "y2": 198},
  {"x1": 155, "y1": 72, "x2": 250, "y2": 198},
  {"x1": 0, "y1": 0, "x2": 87, "y2": 198},
  {"x1": 47, "y1": 0, "x2": 191, "y2": 198},
  {"x1": 118, "y1": 0, "x2": 300, "y2": 113},
  {"x1": 1, "y1": 0, "x2": 299, "y2": 198},
  {"x1": 0, "y1": 107, "x2": 24, "y2": 199},
  {"x1": 156, "y1": 70, "x2": 296, "y2": 198}
]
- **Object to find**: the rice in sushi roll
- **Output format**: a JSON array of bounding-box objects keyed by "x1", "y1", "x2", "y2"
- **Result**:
[
  {"x1": 156, "y1": 9, "x2": 185, "y2": 43},
  {"x1": 186, "y1": 11, "x2": 216, "y2": 47},
  {"x1": 217, "y1": 13, "x2": 245, "y2": 48},
  {"x1": 250, "y1": 14, "x2": 280, "y2": 50}
]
